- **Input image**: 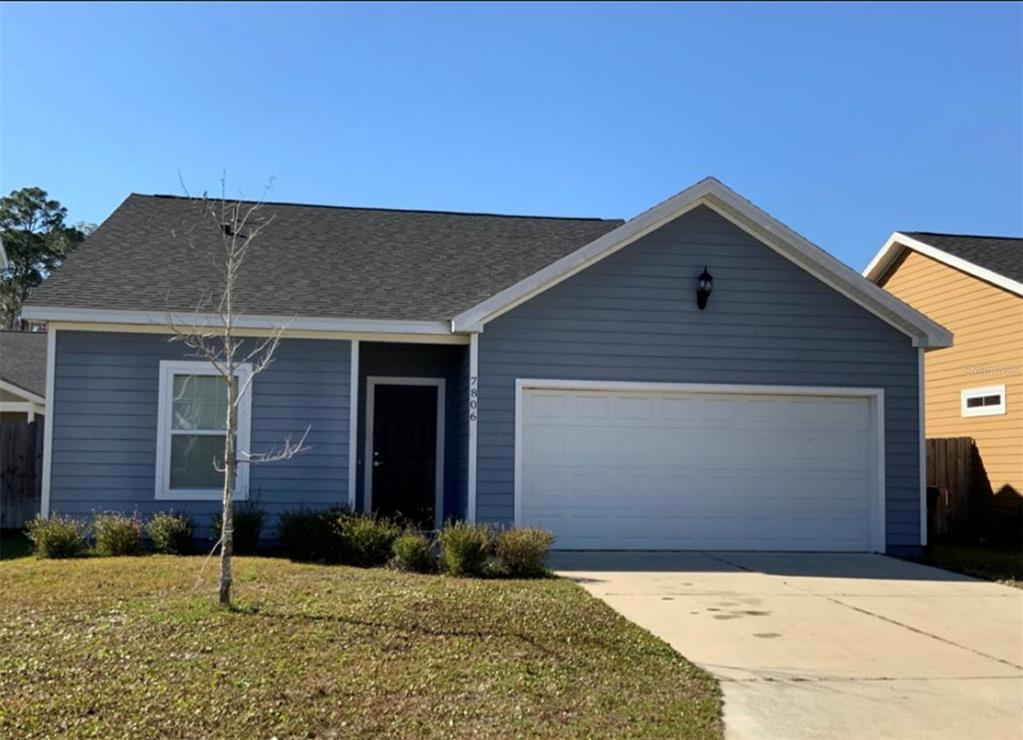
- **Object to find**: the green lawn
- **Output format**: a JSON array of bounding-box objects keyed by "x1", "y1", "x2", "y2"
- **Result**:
[
  {"x1": 0, "y1": 555, "x2": 722, "y2": 738},
  {"x1": 921, "y1": 543, "x2": 1023, "y2": 588}
]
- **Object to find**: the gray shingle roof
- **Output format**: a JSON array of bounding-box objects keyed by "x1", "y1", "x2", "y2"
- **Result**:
[
  {"x1": 26, "y1": 194, "x2": 624, "y2": 322},
  {"x1": 0, "y1": 331, "x2": 48, "y2": 398},
  {"x1": 903, "y1": 232, "x2": 1023, "y2": 284}
]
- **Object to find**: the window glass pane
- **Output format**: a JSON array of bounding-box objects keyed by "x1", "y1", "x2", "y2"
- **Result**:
[
  {"x1": 170, "y1": 434, "x2": 225, "y2": 489},
  {"x1": 966, "y1": 396, "x2": 984, "y2": 408},
  {"x1": 982, "y1": 395, "x2": 1001, "y2": 407},
  {"x1": 172, "y1": 375, "x2": 227, "y2": 431}
]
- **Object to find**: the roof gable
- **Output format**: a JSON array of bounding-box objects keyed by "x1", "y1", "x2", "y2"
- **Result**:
[
  {"x1": 452, "y1": 178, "x2": 952, "y2": 348},
  {"x1": 864, "y1": 232, "x2": 1023, "y2": 298}
]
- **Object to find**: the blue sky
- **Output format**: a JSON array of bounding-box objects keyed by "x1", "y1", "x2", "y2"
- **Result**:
[{"x1": 1, "y1": 2, "x2": 1019, "y2": 270}]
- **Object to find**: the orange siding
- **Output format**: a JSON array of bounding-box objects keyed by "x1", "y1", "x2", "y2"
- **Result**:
[{"x1": 881, "y1": 250, "x2": 1023, "y2": 499}]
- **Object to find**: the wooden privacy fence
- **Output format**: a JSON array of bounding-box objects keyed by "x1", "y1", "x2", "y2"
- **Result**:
[
  {"x1": 926, "y1": 436, "x2": 974, "y2": 540},
  {"x1": 0, "y1": 420, "x2": 43, "y2": 528}
]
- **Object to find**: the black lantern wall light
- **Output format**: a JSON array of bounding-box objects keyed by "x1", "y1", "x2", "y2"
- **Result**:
[{"x1": 696, "y1": 267, "x2": 714, "y2": 310}]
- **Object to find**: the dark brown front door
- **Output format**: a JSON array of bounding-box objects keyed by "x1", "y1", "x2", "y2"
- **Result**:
[{"x1": 371, "y1": 384, "x2": 438, "y2": 527}]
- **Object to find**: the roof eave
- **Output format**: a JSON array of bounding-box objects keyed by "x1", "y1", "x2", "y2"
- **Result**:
[
  {"x1": 865, "y1": 232, "x2": 1023, "y2": 299},
  {"x1": 0, "y1": 378, "x2": 46, "y2": 405},
  {"x1": 19, "y1": 306, "x2": 459, "y2": 339}
]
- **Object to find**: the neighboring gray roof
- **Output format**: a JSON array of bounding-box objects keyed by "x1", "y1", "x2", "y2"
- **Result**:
[
  {"x1": 0, "y1": 331, "x2": 48, "y2": 398},
  {"x1": 902, "y1": 232, "x2": 1023, "y2": 284},
  {"x1": 25, "y1": 194, "x2": 624, "y2": 321}
]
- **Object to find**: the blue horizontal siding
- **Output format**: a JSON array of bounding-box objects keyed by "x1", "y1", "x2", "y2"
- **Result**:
[
  {"x1": 49, "y1": 331, "x2": 351, "y2": 535},
  {"x1": 476, "y1": 205, "x2": 921, "y2": 550}
]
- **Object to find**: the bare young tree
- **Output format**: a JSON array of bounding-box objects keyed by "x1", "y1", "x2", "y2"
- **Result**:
[{"x1": 168, "y1": 181, "x2": 308, "y2": 607}]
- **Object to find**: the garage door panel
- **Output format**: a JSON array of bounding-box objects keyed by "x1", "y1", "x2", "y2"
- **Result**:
[{"x1": 519, "y1": 387, "x2": 878, "y2": 551}]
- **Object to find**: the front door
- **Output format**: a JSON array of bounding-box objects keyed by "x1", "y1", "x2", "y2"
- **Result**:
[{"x1": 370, "y1": 383, "x2": 438, "y2": 527}]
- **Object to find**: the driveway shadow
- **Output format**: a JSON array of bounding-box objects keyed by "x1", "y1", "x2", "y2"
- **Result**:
[{"x1": 550, "y1": 550, "x2": 979, "y2": 582}]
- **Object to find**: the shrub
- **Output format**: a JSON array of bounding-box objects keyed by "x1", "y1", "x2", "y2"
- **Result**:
[
  {"x1": 495, "y1": 527, "x2": 554, "y2": 578},
  {"x1": 212, "y1": 502, "x2": 265, "y2": 554},
  {"x1": 437, "y1": 521, "x2": 491, "y2": 577},
  {"x1": 146, "y1": 512, "x2": 194, "y2": 554},
  {"x1": 391, "y1": 531, "x2": 435, "y2": 573},
  {"x1": 338, "y1": 514, "x2": 400, "y2": 567},
  {"x1": 93, "y1": 512, "x2": 144, "y2": 556},
  {"x1": 25, "y1": 514, "x2": 89, "y2": 559},
  {"x1": 278, "y1": 506, "x2": 348, "y2": 562}
]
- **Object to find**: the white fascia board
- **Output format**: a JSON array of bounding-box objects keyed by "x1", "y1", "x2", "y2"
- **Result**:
[
  {"x1": 451, "y1": 178, "x2": 953, "y2": 348},
  {"x1": 865, "y1": 232, "x2": 1023, "y2": 298},
  {"x1": 19, "y1": 306, "x2": 454, "y2": 336},
  {"x1": 0, "y1": 378, "x2": 46, "y2": 405}
]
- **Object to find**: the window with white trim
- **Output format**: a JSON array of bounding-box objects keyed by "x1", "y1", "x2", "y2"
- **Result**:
[
  {"x1": 155, "y1": 361, "x2": 252, "y2": 500},
  {"x1": 961, "y1": 385, "x2": 1006, "y2": 418}
]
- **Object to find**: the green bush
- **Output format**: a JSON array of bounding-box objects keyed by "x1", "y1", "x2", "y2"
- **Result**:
[
  {"x1": 391, "y1": 531, "x2": 435, "y2": 573},
  {"x1": 146, "y1": 512, "x2": 194, "y2": 554},
  {"x1": 338, "y1": 514, "x2": 400, "y2": 567},
  {"x1": 25, "y1": 514, "x2": 89, "y2": 559},
  {"x1": 437, "y1": 521, "x2": 491, "y2": 577},
  {"x1": 495, "y1": 527, "x2": 554, "y2": 578},
  {"x1": 211, "y1": 502, "x2": 265, "y2": 554},
  {"x1": 278, "y1": 506, "x2": 348, "y2": 562},
  {"x1": 93, "y1": 513, "x2": 144, "y2": 556}
]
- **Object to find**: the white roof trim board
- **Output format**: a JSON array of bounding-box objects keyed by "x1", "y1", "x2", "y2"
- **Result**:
[
  {"x1": 451, "y1": 177, "x2": 953, "y2": 348},
  {"x1": 19, "y1": 306, "x2": 454, "y2": 336},
  {"x1": 864, "y1": 232, "x2": 1023, "y2": 298},
  {"x1": 0, "y1": 378, "x2": 46, "y2": 406}
]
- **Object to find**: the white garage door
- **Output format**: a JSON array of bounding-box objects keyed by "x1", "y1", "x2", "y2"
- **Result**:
[{"x1": 517, "y1": 385, "x2": 881, "y2": 551}]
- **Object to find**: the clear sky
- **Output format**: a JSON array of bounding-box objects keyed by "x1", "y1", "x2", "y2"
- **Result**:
[{"x1": 1, "y1": 2, "x2": 1020, "y2": 270}]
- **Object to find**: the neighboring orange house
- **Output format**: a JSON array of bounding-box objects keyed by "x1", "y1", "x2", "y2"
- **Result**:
[{"x1": 865, "y1": 232, "x2": 1022, "y2": 537}]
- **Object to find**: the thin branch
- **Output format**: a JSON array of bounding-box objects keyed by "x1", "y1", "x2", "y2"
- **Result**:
[{"x1": 240, "y1": 426, "x2": 311, "y2": 465}]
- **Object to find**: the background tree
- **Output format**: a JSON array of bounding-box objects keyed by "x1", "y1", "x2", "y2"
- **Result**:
[
  {"x1": 169, "y1": 182, "x2": 307, "y2": 607},
  {"x1": 0, "y1": 187, "x2": 92, "y2": 330}
]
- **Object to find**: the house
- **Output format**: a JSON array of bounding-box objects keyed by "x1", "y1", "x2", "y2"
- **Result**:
[
  {"x1": 20, "y1": 178, "x2": 952, "y2": 554},
  {"x1": 0, "y1": 330, "x2": 48, "y2": 422},
  {"x1": 864, "y1": 232, "x2": 1022, "y2": 537}
]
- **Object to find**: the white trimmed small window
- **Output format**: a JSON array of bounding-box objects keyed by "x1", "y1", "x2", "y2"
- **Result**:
[
  {"x1": 155, "y1": 360, "x2": 252, "y2": 500},
  {"x1": 961, "y1": 385, "x2": 1006, "y2": 418}
]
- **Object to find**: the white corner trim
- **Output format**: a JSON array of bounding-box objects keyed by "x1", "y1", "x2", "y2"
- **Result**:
[
  {"x1": 918, "y1": 347, "x2": 927, "y2": 547},
  {"x1": 347, "y1": 340, "x2": 359, "y2": 510},
  {"x1": 450, "y1": 177, "x2": 953, "y2": 348},
  {"x1": 20, "y1": 306, "x2": 456, "y2": 337},
  {"x1": 512, "y1": 379, "x2": 887, "y2": 553},
  {"x1": 467, "y1": 333, "x2": 479, "y2": 523},
  {"x1": 0, "y1": 378, "x2": 46, "y2": 406},
  {"x1": 40, "y1": 329, "x2": 56, "y2": 517},
  {"x1": 154, "y1": 360, "x2": 253, "y2": 501},
  {"x1": 961, "y1": 384, "x2": 1007, "y2": 418},
  {"x1": 864, "y1": 232, "x2": 1023, "y2": 298},
  {"x1": 364, "y1": 376, "x2": 446, "y2": 529}
]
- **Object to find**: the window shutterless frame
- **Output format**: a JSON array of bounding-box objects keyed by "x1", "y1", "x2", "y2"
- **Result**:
[
  {"x1": 961, "y1": 385, "x2": 1006, "y2": 418},
  {"x1": 155, "y1": 360, "x2": 253, "y2": 500}
]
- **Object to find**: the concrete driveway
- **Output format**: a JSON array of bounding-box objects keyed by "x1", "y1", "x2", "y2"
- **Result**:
[{"x1": 553, "y1": 551, "x2": 1023, "y2": 740}]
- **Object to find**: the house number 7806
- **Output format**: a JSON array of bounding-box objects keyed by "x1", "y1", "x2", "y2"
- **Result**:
[{"x1": 469, "y1": 376, "x2": 478, "y2": 422}]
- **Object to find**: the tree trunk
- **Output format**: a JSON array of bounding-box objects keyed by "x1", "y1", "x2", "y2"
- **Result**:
[{"x1": 219, "y1": 373, "x2": 238, "y2": 607}]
